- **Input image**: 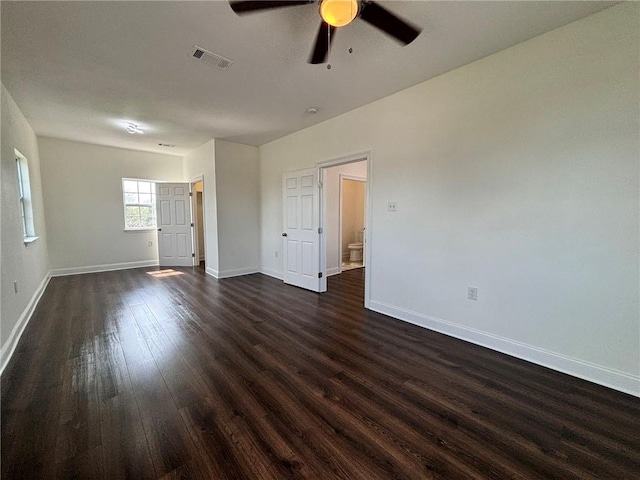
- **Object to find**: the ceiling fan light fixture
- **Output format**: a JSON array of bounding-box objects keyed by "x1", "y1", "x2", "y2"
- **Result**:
[
  {"x1": 126, "y1": 123, "x2": 144, "y2": 135},
  {"x1": 320, "y1": 0, "x2": 358, "y2": 28}
]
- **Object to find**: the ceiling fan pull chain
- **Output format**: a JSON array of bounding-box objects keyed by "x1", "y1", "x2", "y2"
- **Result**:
[{"x1": 327, "y1": 26, "x2": 332, "y2": 69}]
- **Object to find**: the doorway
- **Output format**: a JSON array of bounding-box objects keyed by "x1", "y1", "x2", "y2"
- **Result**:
[
  {"x1": 190, "y1": 178, "x2": 206, "y2": 269},
  {"x1": 318, "y1": 152, "x2": 371, "y2": 306},
  {"x1": 340, "y1": 175, "x2": 366, "y2": 272}
]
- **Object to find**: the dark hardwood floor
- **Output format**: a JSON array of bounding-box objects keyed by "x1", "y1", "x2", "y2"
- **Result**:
[{"x1": 2, "y1": 266, "x2": 639, "y2": 479}]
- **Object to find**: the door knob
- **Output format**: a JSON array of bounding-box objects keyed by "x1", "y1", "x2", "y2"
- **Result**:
[
  {"x1": 282, "y1": 233, "x2": 287, "y2": 237},
  {"x1": 158, "y1": 228, "x2": 162, "y2": 231}
]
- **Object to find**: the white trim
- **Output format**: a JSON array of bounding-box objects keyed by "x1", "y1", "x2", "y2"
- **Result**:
[
  {"x1": 217, "y1": 267, "x2": 260, "y2": 279},
  {"x1": 50, "y1": 260, "x2": 159, "y2": 277},
  {"x1": 205, "y1": 267, "x2": 219, "y2": 278},
  {"x1": 260, "y1": 268, "x2": 283, "y2": 280},
  {"x1": 369, "y1": 300, "x2": 640, "y2": 398},
  {"x1": 316, "y1": 150, "x2": 371, "y2": 169},
  {"x1": 327, "y1": 267, "x2": 341, "y2": 276},
  {"x1": 1, "y1": 272, "x2": 51, "y2": 375},
  {"x1": 189, "y1": 175, "x2": 206, "y2": 267}
]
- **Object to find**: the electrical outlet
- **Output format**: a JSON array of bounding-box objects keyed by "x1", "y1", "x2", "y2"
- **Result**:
[
  {"x1": 148, "y1": 241, "x2": 153, "y2": 247},
  {"x1": 467, "y1": 286, "x2": 478, "y2": 301},
  {"x1": 14, "y1": 281, "x2": 18, "y2": 294},
  {"x1": 388, "y1": 202, "x2": 397, "y2": 212}
]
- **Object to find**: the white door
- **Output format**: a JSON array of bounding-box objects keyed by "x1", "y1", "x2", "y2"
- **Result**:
[
  {"x1": 282, "y1": 168, "x2": 321, "y2": 292},
  {"x1": 156, "y1": 183, "x2": 194, "y2": 267}
]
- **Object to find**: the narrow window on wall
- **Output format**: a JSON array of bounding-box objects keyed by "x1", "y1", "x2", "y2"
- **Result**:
[
  {"x1": 123, "y1": 179, "x2": 157, "y2": 230},
  {"x1": 15, "y1": 149, "x2": 37, "y2": 243}
]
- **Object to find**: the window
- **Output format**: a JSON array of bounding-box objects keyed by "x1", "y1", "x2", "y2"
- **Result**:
[
  {"x1": 123, "y1": 179, "x2": 157, "y2": 230},
  {"x1": 15, "y1": 149, "x2": 37, "y2": 242}
]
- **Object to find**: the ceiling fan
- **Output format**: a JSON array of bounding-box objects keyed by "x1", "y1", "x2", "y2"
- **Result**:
[{"x1": 229, "y1": 0, "x2": 422, "y2": 64}]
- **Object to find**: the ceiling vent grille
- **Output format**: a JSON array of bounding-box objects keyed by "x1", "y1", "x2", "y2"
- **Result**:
[{"x1": 191, "y1": 46, "x2": 233, "y2": 70}]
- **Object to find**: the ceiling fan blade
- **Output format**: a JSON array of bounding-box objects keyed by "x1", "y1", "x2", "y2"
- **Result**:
[
  {"x1": 359, "y1": 1, "x2": 421, "y2": 45},
  {"x1": 229, "y1": 1, "x2": 312, "y2": 15},
  {"x1": 309, "y1": 22, "x2": 336, "y2": 64}
]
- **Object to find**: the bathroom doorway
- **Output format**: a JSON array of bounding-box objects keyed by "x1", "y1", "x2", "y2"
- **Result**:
[
  {"x1": 340, "y1": 175, "x2": 366, "y2": 272},
  {"x1": 318, "y1": 152, "x2": 371, "y2": 306},
  {"x1": 190, "y1": 178, "x2": 206, "y2": 269}
]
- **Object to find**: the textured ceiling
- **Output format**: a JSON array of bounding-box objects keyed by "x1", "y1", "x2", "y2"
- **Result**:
[{"x1": 1, "y1": 1, "x2": 615, "y2": 155}]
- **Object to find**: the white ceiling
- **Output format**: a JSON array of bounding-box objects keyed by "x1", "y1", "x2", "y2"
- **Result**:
[{"x1": 1, "y1": 1, "x2": 615, "y2": 155}]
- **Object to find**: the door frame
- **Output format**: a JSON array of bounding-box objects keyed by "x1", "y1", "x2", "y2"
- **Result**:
[
  {"x1": 339, "y1": 174, "x2": 367, "y2": 273},
  {"x1": 189, "y1": 175, "x2": 206, "y2": 267},
  {"x1": 317, "y1": 150, "x2": 372, "y2": 308}
]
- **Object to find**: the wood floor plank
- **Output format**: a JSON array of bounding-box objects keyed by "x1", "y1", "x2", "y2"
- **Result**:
[
  {"x1": 100, "y1": 392, "x2": 158, "y2": 480},
  {"x1": 2, "y1": 265, "x2": 639, "y2": 479}
]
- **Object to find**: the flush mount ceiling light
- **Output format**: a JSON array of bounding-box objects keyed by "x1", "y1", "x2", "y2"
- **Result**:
[
  {"x1": 126, "y1": 123, "x2": 144, "y2": 135},
  {"x1": 320, "y1": 0, "x2": 358, "y2": 27},
  {"x1": 306, "y1": 107, "x2": 319, "y2": 114}
]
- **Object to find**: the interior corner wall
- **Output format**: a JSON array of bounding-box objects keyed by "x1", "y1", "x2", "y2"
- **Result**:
[
  {"x1": 324, "y1": 161, "x2": 367, "y2": 274},
  {"x1": 259, "y1": 4, "x2": 640, "y2": 395},
  {"x1": 183, "y1": 139, "x2": 219, "y2": 275},
  {"x1": 1, "y1": 84, "x2": 50, "y2": 359},
  {"x1": 214, "y1": 139, "x2": 260, "y2": 277},
  {"x1": 38, "y1": 137, "x2": 183, "y2": 274}
]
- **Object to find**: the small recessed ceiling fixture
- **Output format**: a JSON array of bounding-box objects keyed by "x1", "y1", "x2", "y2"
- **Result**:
[
  {"x1": 306, "y1": 107, "x2": 319, "y2": 114},
  {"x1": 126, "y1": 123, "x2": 144, "y2": 135},
  {"x1": 158, "y1": 143, "x2": 176, "y2": 147},
  {"x1": 320, "y1": 0, "x2": 358, "y2": 28}
]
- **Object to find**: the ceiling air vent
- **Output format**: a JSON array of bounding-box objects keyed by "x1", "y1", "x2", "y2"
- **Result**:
[{"x1": 191, "y1": 46, "x2": 233, "y2": 70}]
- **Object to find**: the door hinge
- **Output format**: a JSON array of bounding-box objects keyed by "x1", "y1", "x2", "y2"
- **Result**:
[
  {"x1": 192, "y1": 253, "x2": 195, "y2": 258},
  {"x1": 318, "y1": 227, "x2": 323, "y2": 234},
  {"x1": 318, "y1": 272, "x2": 323, "y2": 278},
  {"x1": 191, "y1": 223, "x2": 194, "y2": 227},
  {"x1": 189, "y1": 192, "x2": 193, "y2": 197},
  {"x1": 318, "y1": 182, "x2": 323, "y2": 189}
]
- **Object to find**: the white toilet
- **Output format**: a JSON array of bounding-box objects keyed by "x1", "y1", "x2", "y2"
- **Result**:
[{"x1": 347, "y1": 229, "x2": 364, "y2": 262}]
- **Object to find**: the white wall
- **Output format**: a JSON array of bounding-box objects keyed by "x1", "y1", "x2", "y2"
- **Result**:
[
  {"x1": 259, "y1": 4, "x2": 640, "y2": 395},
  {"x1": 323, "y1": 160, "x2": 367, "y2": 274},
  {"x1": 1, "y1": 84, "x2": 50, "y2": 367},
  {"x1": 183, "y1": 139, "x2": 219, "y2": 274},
  {"x1": 215, "y1": 139, "x2": 260, "y2": 277},
  {"x1": 39, "y1": 137, "x2": 183, "y2": 274}
]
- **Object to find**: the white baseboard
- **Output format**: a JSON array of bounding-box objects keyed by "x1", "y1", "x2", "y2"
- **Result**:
[
  {"x1": 217, "y1": 267, "x2": 259, "y2": 279},
  {"x1": 369, "y1": 300, "x2": 640, "y2": 398},
  {"x1": 205, "y1": 267, "x2": 219, "y2": 278},
  {"x1": 260, "y1": 268, "x2": 283, "y2": 280},
  {"x1": 327, "y1": 267, "x2": 341, "y2": 277},
  {"x1": 1, "y1": 271, "x2": 51, "y2": 375},
  {"x1": 50, "y1": 260, "x2": 159, "y2": 277}
]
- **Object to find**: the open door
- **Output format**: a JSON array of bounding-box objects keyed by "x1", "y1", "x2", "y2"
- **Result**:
[
  {"x1": 282, "y1": 168, "x2": 321, "y2": 292},
  {"x1": 156, "y1": 183, "x2": 194, "y2": 267}
]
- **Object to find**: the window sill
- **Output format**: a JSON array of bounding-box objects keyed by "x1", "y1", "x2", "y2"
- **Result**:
[{"x1": 24, "y1": 236, "x2": 39, "y2": 245}]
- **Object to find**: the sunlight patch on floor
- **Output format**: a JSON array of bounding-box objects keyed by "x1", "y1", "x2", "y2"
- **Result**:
[{"x1": 146, "y1": 269, "x2": 184, "y2": 278}]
